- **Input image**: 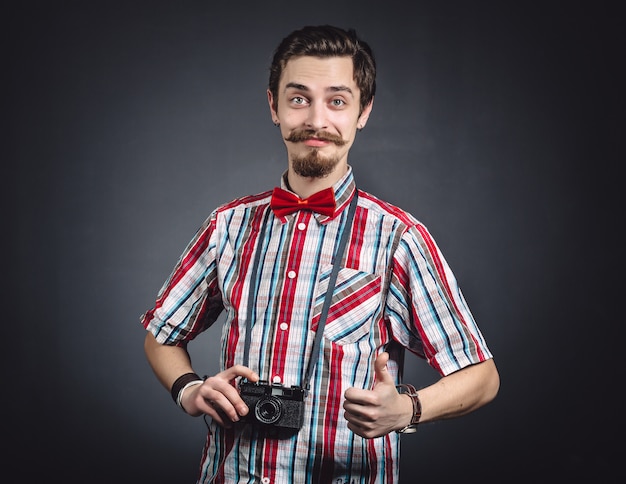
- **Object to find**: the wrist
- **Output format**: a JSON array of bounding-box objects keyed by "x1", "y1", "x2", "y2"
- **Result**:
[
  {"x1": 170, "y1": 372, "x2": 203, "y2": 413},
  {"x1": 177, "y1": 380, "x2": 204, "y2": 413},
  {"x1": 395, "y1": 383, "x2": 422, "y2": 434}
]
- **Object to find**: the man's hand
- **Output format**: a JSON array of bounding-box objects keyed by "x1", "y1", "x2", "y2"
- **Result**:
[
  {"x1": 181, "y1": 365, "x2": 259, "y2": 427},
  {"x1": 343, "y1": 352, "x2": 412, "y2": 439}
]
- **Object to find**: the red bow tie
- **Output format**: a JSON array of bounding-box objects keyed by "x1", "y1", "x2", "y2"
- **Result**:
[{"x1": 270, "y1": 187, "x2": 336, "y2": 217}]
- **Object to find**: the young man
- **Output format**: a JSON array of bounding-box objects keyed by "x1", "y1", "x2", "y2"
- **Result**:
[{"x1": 141, "y1": 25, "x2": 499, "y2": 483}]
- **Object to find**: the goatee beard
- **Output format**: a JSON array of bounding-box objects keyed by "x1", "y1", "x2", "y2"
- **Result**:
[
  {"x1": 292, "y1": 149, "x2": 340, "y2": 178},
  {"x1": 286, "y1": 129, "x2": 346, "y2": 178}
]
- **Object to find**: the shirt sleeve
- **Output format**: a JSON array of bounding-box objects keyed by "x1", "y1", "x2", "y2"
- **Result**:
[
  {"x1": 140, "y1": 212, "x2": 223, "y2": 346},
  {"x1": 385, "y1": 223, "x2": 493, "y2": 376}
]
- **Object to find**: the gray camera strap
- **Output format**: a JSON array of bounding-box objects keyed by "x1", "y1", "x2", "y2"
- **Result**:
[{"x1": 242, "y1": 192, "x2": 358, "y2": 393}]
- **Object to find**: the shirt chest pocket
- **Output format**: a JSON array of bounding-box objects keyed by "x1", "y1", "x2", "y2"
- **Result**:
[{"x1": 311, "y1": 267, "x2": 382, "y2": 345}]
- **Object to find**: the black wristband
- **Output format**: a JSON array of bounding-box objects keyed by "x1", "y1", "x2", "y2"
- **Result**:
[{"x1": 170, "y1": 372, "x2": 201, "y2": 403}]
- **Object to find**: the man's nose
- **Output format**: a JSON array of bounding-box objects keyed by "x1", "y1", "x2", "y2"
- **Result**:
[{"x1": 304, "y1": 102, "x2": 328, "y2": 130}]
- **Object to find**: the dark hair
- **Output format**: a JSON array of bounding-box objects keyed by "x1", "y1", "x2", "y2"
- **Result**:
[{"x1": 268, "y1": 25, "x2": 376, "y2": 115}]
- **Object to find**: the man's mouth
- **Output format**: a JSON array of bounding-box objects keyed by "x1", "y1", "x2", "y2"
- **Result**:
[{"x1": 303, "y1": 138, "x2": 331, "y2": 147}]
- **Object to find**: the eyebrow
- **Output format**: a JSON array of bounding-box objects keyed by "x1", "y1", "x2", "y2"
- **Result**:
[{"x1": 285, "y1": 82, "x2": 354, "y2": 97}]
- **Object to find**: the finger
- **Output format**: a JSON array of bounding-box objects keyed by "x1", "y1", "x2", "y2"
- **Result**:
[
  {"x1": 202, "y1": 365, "x2": 259, "y2": 420},
  {"x1": 344, "y1": 400, "x2": 377, "y2": 423},
  {"x1": 345, "y1": 353, "x2": 393, "y2": 406},
  {"x1": 345, "y1": 413, "x2": 379, "y2": 439},
  {"x1": 373, "y1": 351, "x2": 392, "y2": 385},
  {"x1": 199, "y1": 377, "x2": 249, "y2": 421},
  {"x1": 221, "y1": 364, "x2": 259, "y2": 383},
  {"x1": 202, "y1": 399, "x2": 232, "y2": 427},
  {"x1": 344, "y1": 386, "x2": 371, "y2": 405}
]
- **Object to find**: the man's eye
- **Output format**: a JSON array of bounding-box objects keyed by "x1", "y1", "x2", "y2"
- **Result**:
[
  {"x1": 331, "y1": 99, "x2": 345, "y2": 107},
  {"x1": 292, "y1": 97, "x2": 306, "y2": 105}
]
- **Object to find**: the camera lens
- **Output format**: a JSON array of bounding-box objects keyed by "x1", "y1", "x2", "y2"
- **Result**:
[{"x1": 255, "y1": 396, "x2": 282, "y2": 424}]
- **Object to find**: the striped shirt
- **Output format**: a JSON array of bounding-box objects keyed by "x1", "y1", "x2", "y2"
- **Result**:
[{"x1": 141, "y1": 167, "x2": 492, "y2": 483}]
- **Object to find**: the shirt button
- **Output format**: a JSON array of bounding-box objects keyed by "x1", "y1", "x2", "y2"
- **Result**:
[
  {"x1": 287, "y1": 270, "x2": 296, "y2": 279},
  {"x1": 297, "y1": 222, "x2": 306, "y2": 230},
  {"x1": 279, "y1": 322, "x2": 288, "y2": 331},
  {"x1": 262, "y1": 478, "x2": 270, "y2": 484},
  {"x1": 272, "y1": 375, "x2": 282, "y2": 384}
]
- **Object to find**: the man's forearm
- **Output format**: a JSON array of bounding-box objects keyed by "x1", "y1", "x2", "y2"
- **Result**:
[
  {"x1": 417, "y1": 359, "x2": 500, "y2": 424},
  {"x1": 144, "y1": 332, "x2": 195, "y2": 392}
]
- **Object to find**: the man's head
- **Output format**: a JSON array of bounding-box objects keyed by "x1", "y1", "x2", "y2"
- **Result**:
[
  {"x1": 268, "y1": 25, "x2": 376, "y2": 115},
  {"x1": 267, "y1": 26, "x2": 376, "y2": 181}
]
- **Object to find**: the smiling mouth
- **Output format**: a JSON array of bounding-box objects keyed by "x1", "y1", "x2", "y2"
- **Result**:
[{"x1": 303, "y1": 138, "x2": 331, "y2": 147}]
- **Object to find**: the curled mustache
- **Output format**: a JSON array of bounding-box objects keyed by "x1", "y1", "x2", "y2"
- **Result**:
[{"x1": 285, "y1": 129, "x2": 348, "y2": 146}]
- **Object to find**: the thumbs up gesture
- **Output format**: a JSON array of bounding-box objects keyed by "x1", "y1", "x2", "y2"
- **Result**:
[{"x1": 343, "y1": 352, "x2": 414, "y2": 439}]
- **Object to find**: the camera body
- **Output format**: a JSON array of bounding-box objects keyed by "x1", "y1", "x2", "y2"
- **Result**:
[{"x1": 239, "y1": 379, "x2": 305, "y2": 430}]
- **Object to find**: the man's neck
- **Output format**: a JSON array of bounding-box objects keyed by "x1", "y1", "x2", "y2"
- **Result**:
[{"x1": 286, "y1": 165, "x2": 348, "y2": 199}]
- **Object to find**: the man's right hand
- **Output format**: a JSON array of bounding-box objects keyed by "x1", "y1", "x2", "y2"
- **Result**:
[{"x1": 181, "y1": 365, "x2": 259, "y2": 426}]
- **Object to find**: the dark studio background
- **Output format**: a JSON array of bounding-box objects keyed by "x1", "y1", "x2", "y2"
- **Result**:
[{"x1": 5, "y1": 1, "x2": 624, "y2": 482}]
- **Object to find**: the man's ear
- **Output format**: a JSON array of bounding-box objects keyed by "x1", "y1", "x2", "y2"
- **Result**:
[
  {"x1": 357, "y1": 98, "x2": 374, "y2": 129},
  {"x1": 267, "y1": 89, "x2": 279, "y2": 124}
]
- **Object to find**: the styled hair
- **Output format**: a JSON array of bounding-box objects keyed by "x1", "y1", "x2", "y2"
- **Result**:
[{"x1": 268, "y1": 25, "x2": 376, "y2": 114}]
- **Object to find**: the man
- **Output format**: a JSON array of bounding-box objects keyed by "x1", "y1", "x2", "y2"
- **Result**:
[{"x1": 141, "y1": 25, "x2": 499, "y2": 483}]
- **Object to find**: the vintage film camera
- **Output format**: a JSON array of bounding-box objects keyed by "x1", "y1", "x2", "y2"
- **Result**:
[{"x1": 239, "y1": 379, "x2": 305, "y2": 430}]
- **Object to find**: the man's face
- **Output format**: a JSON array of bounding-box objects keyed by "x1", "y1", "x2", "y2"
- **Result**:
[{"x1": 268, "y1": 56, "x2": 372, "y2": 179}]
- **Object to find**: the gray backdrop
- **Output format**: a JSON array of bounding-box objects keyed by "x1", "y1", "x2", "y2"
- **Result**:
[{"x1": 6, "y1": 1, "x2": 623, "y2": 482}]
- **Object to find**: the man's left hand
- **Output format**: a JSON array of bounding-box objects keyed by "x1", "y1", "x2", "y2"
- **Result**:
[{"x1": 343, "y1": 351, "x2": 412, "y2": 438}]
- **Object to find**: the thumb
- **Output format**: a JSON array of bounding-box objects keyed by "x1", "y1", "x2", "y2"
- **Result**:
[{"x1": 373, "y1": 351, "x2": 393, "y2": 386}]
